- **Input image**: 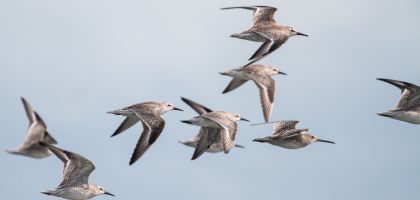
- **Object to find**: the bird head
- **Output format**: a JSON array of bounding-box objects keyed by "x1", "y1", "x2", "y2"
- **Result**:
[
  {"x1": 158, "y1": 102, "x2": 183, "y2": 113},
  {"x1": 303, "y1": 134, "x2": 335, "y2": 144},
  {"x1": 287, "y1": 26, "x2": 308, "y2": 37},
  {"x1": 91, "y1": 185, "x2": 114, "y2": 197}
]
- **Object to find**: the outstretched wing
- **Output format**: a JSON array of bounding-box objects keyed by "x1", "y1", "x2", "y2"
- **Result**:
[
  {"x1": 251, "y1": 75, "x2": 275, "y2": 122},
  {"x1": 377, "y1": 78, "x2": 420, "y2": 110},
  {"x1": 221, "y1": 6, "x2": 277, "y2": 25},
  {"x1": 249, "y1": 31, "x2": 287, "y2": 62},
  {"x1": 220, "y1": 120, "x2": 237, "y2": 153},
  {"x1": 111, "y1": 116, "x2": 139, "y2": 137},
  {"x1": 181, "y1": 97, "x2": 213, "y2": 115},
  {"x1": 22, "y1": 112, "x2": 49, "y2": 149},
  {"x1": 39, "y1": 142, "x2": 95, "y2": 188},
  {"x1": 129, "y1": 111, "x2": 165, "y2": 165},
  {"x1": 272, "y1": 120, "x2": 300, "y2": 135},
  {"x1": 222, "y1": 78, "x2": 248, "y2": 94},
  {"x1": 191, "y1": 127, "x2": 220, "y2": 160}
]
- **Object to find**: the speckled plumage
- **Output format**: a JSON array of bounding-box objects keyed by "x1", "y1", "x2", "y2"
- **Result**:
[
  {"x1": 220, "y1": 64, "x2": 286, "y2": 122},
  {"x1": 180, "y1": 97, "x2": 247, "y2": 160},
  {"x1": 39, "y1": 142, "x2": 114, "y2": 200},
  {"x1": 253, "y1": 120, "x2": 334, "y2": 149},
  {"x1": 108, "y1": 101, "x2": 183, "y2": 165},
  {"x1": 221, "y1": 5, "x2": 308, "y2": 66}
]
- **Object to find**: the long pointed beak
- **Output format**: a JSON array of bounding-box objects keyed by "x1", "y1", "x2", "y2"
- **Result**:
[
  {"x1": 317, "y1": 139, "x2": 335, "y2": 144},
  {"x1": 240, "y1": 117, "x2": 249, "y2": 122},
  {"x1": 296, "y1": 32, "x2": 308, "y2": 37},
  {"x1": 104, "y1": 191, "x2": 115, "y2": 196},
  {"x1": 173, "y1": 107, "x2": 183, "y2": 111},
  {"x1": 278, "y1": 71, "x2": 287, "y2": 75},
  {"x1": 219, "y1": 72, "x2": 229, "y2": 76}
]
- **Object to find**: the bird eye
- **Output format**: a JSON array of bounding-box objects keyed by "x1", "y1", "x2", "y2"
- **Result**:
[
  {"x1": 100, "y1": 188, "x2": 103, "y2": 191},
  {"x1": 167, "y1": 104, "x2": 171, "y2": 107},
  {"x1": 311, "y1": 136, "x2": 315, "y2": 139}
]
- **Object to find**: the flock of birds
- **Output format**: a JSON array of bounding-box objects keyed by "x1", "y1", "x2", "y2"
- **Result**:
[{"x1": 6, "y1": 5, "x2": 420, "y2": 200}]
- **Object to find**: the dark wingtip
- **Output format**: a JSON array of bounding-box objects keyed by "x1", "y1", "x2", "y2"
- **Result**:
[
  {"x1": 129, "y1": 160, "x2": 135, "y2": 166},
  {"x1": 252, "y1": 138, "x2": 264, "y2": 143},
  {"x1": 181, "y1": 120, "x2": 192, "y2": 124},
  {"x1": 38, "y1": 141, "x2": 48, "y2": 147}
]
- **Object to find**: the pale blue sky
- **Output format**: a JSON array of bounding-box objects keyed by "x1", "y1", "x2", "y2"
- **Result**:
[{"x1": 1, "y1": 0, "x2": 420, "y2": 199}]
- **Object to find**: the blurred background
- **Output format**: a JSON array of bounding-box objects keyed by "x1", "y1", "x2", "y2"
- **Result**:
[{"x1": 1, "y1": 0, "x2": 419, "y2": 199}]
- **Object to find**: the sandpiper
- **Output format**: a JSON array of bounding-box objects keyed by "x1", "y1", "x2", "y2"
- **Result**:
[
  {"x1": 178, "y1": 97, "x2": 245, "y2": 153},
  {"x1": 252, "y1": 120, "x2": 334, "y2": 149},
  {"x1": 377, "y1": 78, "x2": 420, "y2": 124},
  {"x1": 5, "y1": 97, "x2": 57, "y2": 158},
  {"x1": 220, "y1": 64, "x2": 287, "y2": 122},
  {"x1": 221, "y1": 6, "x2": 308, "y2": 66},
  {"x1": 39, "y1": 142, "x2": 114, "y2": 200},
  {"x1": 108, "y1": 101, "x2": 183, "y2": 165},
  {"x1": 180, "y1": 97, "x2": 248, "y2": 160}
]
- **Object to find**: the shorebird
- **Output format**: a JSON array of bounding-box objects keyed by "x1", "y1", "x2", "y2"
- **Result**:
[
  {"x1": 377, "y1": 78, "x2": 420, "y2": 124},
  {"x1": 5, "y1": 97, "x2": 57, "y2": 158},
  {"x1": 221, "y1": 6, "x2": 308, "y2": 66},
  {"x1": 252, "y1": 120, "x2": 334, "y2": 149},
  {"x1": 220, "y1": 64, "x2": 287, "y2": 122},
  {"x1": 39, "y1": 142, "x2": 114, "y2": 200},
  {"x1": 108, "y1": 101, "x2": 183, "y2": 165},
  {"x1": 180, "y1": 97, "x2": 248, "y2": 160}
]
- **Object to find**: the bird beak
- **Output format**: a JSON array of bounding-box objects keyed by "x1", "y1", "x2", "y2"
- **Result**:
[
  {"x1": 296, "y1": 32, "x2": 308, "y2": 37},
  {"x1": 219, "y1": 72, "x2": 228, "y2": 76},
  {"x1": 240, "y1": 117, "x2": 250, "y2": 122},
  {"x1": 316, "y1": 139, "x2": 335, "y2": 144},
  {"x1": 104, "y1": 191, "x2": 115, "y2": 196},
  {"x1": 173, "y1": 107, "x2": 183, "y2": 111},
  {"x1": 277, "y1": 71, "x2": 287, "y2": 75}
]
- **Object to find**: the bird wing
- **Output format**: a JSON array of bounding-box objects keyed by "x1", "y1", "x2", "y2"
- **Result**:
[
  {"x1": 221, "y1": 6, "x2": 277, "y2": 25},
  {"x1": 276, "y1": 129, "x2": 307, "y2": 139},
  {"x1": 220, "y1": 120, "x2": 238, "y2": 153},
  {"x1": 377, "y1": 78, "x2": 420, "y2": 110},
  {"x1": 275, "y1": 128, "x2": 309, "y2": 139},
  {"x1": 272, "y1": 120, "x2": 300, "y2": 135},
  {"x1": 181, "y1": 97, "x2": 213, "y2": 115},
  {"x1": 249, "y1": 30, "x2": 287, "y2": 62},
  {"x1": 222, "y1": 78, "x2": 248, "y2": 94},
  {"x1": 202, "y1": 114, "x2": 237, "y2": 153},
  {"x1": 21, "y1": 112, "x2": 49, "y2": 149},
  {"x1": 21, "y1": 97, "x2": 36, "y2": 125},
  {"x1": 43, "y1": 131, "x2": 58, "y2": 144},
  {"x1": 191, "y1": 127, "x2": 220, "y2": 160},
  {"x1": 111, "y1": 116, "x2": 139, "y2": 137},
  {"x1": 250, "y1": 75, "x2": 275, "y2": 122},
  {"x1": 40, "y1": 142, "x2": 95, "y2": 188},
  {"x1": 129, "y1": 111, "x2": 165, "y2": 165}
]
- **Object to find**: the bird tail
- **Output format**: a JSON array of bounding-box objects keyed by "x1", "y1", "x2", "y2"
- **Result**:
[{"x1": 107, "y1": 109, "x2": 130, "y2": 115}]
